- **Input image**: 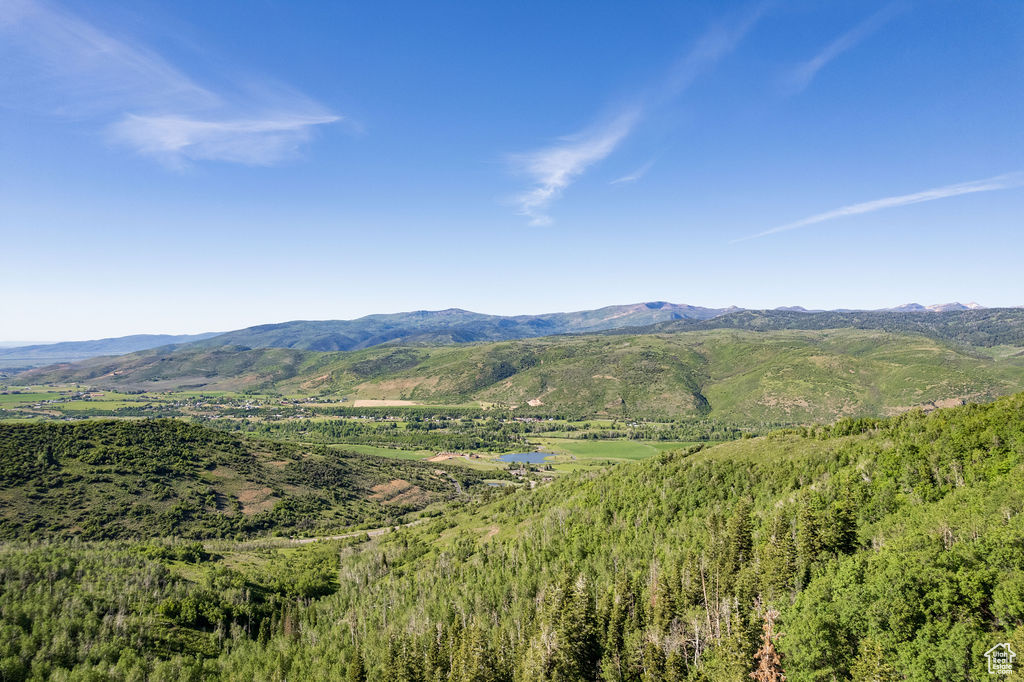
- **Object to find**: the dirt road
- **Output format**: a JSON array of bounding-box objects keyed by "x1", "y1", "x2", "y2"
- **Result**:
[{"x1": 287, "y1": 517, "x2": 428, "y2": 545}]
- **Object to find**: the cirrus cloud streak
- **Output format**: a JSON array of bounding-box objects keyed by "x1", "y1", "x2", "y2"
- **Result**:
[
  {"x1": 0, "y1": 0, "x2": 340, "y2": 166},
  {"x1": 509, "y1": 110, "x2": 639, "y2": 226},
  {"x1": 507, "y1": 4, "x2": 766, "y2": 225},
  {"x1": 733, "y1": 172, "x2": 1024, "y2": 243}
]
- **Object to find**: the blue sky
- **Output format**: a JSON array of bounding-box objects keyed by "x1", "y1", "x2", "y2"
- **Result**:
[{"x1": 2, "y1": 0, "x2": 1023, "y2": 340}]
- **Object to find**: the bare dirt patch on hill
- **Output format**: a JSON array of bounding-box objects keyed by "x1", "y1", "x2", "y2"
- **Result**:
[
  {"x1": 236, "y1": 486, "x2": 277, "y2": 514},
  {"x1": 369, "y1": 479, "x2": 432, "y2": 506}
]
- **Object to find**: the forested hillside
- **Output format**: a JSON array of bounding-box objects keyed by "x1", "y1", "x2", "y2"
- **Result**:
[
  {"x1": 16, "y1": 329, "x2": 1024, "y2": 422},
  {"x1": 203, "y1": 393, "x2": 1024, "y2": 681},
  {"x1": 1, "y1": 395, "x2": 1023, "y2": 679},
  {"x1": 0, "y1": 420, "x2": 484, "y2": 540}
]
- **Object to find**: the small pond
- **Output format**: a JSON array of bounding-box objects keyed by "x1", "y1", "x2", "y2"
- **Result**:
[{"x1": 498, "y1": 451, "x2": 552, "y2": 464}]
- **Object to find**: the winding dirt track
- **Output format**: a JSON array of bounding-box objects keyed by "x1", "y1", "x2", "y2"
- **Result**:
[{"x1": 287, "y1": 518, "x2": 428, "y2": 545}]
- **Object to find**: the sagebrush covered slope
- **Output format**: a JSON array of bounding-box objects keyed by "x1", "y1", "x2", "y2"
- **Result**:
[{"x1": 0, "y1": 419, "x2": 481, "y2": 540}]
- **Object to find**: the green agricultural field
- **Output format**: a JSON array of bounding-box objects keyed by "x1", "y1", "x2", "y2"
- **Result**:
[
  {"x1": 0, "y1": 390, "x2": 66, "y2": 406},
  {"x1": 534, "y1": 437, "x2": 697, "y2": 461}
]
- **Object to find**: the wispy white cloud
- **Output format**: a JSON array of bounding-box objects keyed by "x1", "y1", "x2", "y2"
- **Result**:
[
  {"x1": 785, "y1": 5, "x2": 901, "y2": 94},
  {"x1": 0, "y1": 0, "x2": 339, "y2": 165},
  {"x1": 508, "y1": 5, "x2": 765, "y2": 225},
  {"x1": 662, "y1": 4, "x2": 767, "y2": 100},
  {"x1": 109, "y1": 113, "x2": 341, "y2": 166},
  {"x1": 0, "y1": 0, "x2": 218, "y2": 114},
  {"x1": 733, "y1": 172, "x2": 1024, "y2": 243},
  {"x1": 510, "y1": 110, "x2": 639, "y2": 225},
  {"x1": 610, "y1": 159, "x2": 655, "y2": 185}
]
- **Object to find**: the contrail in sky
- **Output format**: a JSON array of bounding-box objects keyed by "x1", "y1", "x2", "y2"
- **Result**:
[{"x1": 732, "y1": 172, "x2": 1024, "y2": 243}]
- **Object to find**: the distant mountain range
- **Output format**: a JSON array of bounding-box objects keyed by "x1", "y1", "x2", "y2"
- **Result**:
[
  {"x1": 1, "y1": 301, "x2": 1019, "y2": 370},
  {"x1": 11, "y1": 303, "x2": 1024, "y2": 422},
  {"x1": 885, "y1": 302, "x2": 986, "y2": 312},
  {"x1": 0, "y1": 302, "x2": 729, "y2": 368},
  {"x1": 772, "y1": 302, "x2": 987, "y2": 313},
  {"x1": 0, "y1": 332, "x2": 222, "y2": 370},
  {"x1": 188, "y1": 302, "x2": 736, "y2": 353},
  {"x1": 15, "y1": 327, "x2": 1024, "y2": 422}
]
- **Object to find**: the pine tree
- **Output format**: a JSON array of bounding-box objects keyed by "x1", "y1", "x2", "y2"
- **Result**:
[
  {"x1": 425, "y1": 624, "x2": 446, "y2": 681},
  {"x1": 702, "y1": 612, "x2": 749, "y2": 681},
  {"x1": 453, "y1": 623, "x2": 496, "y2": 682},
  {"x1": 552, "y1": 574, "x2": 602, "y2": 681},
  {"x1": 601, "y1": 586, "x2": 626, "y2": 681},
  {"x1": 665, "y1": 646, "x2": 688, "y2": 680},
  {"x1": 819, "y1": 499, "x2": 857, "y2": 557},
  {"x1": 795, "y1": 499, "x2": 821, "y2": 588},
  {"x1": 395, "y1": 639, "x2": 423, "y2": 682},
  {"x1": 640, "y1": 640, "x2": 665, "y2": 682},
  {"x1": 849, "y1": 637, "x2": 899, "y2": 682},
  {"x1": 653, "y1": 565, "x2": 679, "y2": 633},
  {"x1": 759, "y1": 511, "x2": 796, "y2": 602},
  {"x1": 750, "y1": 609, "x2": 785, "y2": 682},
  {"x1": 345, "y1": 649, "x2": 367, "y2": 682},
  {"x1": 724, "y1": 500, "x2": 754, "y2": 585},
  {"x1": 517, "y1": 624, "x2": 553, "y2": 682}
]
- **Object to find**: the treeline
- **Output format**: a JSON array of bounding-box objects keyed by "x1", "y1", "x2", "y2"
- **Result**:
[
  {"x1": 212, "y1": 417, "x2": 530, "y2": 452},
  {"x1": 220, "y1": 405, "x2": 589, "y2": 421},
  {"x1": 50, "y1": 405, "x2": 185, "y2": 418},
  {"x1": 211, "y1": 415, "x2": 757, "y2": 452},
  {"x1": 570, "y1": 420, "x2": 755, "y2": 442}
]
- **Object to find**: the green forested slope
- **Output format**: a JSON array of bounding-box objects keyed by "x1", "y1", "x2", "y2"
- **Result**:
[
  {"x1": 2, "y1": 395, "x2": 1024, "y2": 679},
  {"x1": 17, "y1": 329, "x2": 1024, "y2": 422},
  {"x1": 0, "y1": 419, "x2": 483, "y2": 540},
  {"x1": 206, "y1": 393, "x2": 1024, "y2": 681}
]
